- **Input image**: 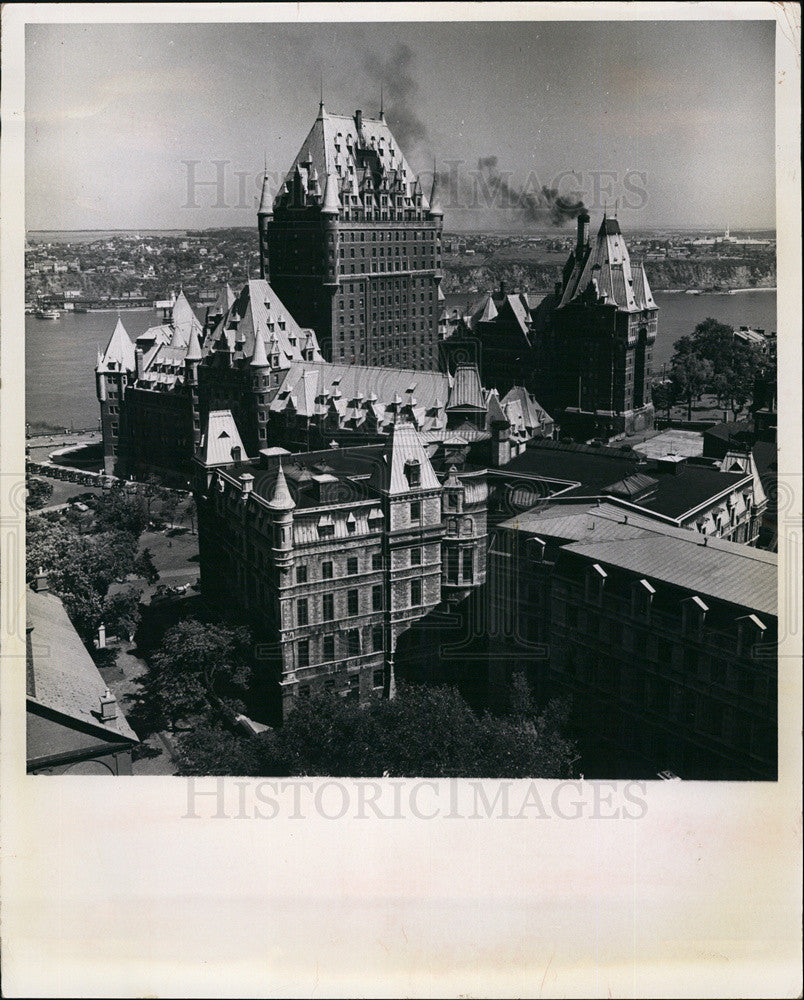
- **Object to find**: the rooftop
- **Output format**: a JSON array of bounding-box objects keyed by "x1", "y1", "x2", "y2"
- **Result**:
[
  {"x1": 27, "y1": 588, "x2": 139, "y2": 745},
  {"x1": 499, "y1": 502, "x2": 777, "y2": 617},
  {"x1": 494, "y1": 440, "x2": 751, "y2": 522}
]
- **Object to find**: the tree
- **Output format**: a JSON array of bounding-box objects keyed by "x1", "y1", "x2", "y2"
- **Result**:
[
  {"x1": 103, "y1": 587, "x2": 142, "y2": 642},
  {"x1": 175, "y1": 682, "x2": 577, "y2": 779},
  {"x1": 26, "y1": 477, "x2": 53, "y2": 510},
  {"x1": 183, "y1": 497, "x2": 197, "y2": 534},
  {"x1": 670, "y1": 337, "x2": 712, "y2": 420},
  {"x1": 677, "y1": 318, "x2": 765, "y2": 420},
  {"x1": 93, "y1": 486, "x2": 149, "y2": 537},
  {"x1": 158, "y1": 491, "x2": 180, "y2": 530},
  {"x1": 144, "y1": 620, "x2": 253, "y2": 730},
  {"x1": 133, "y1": 547, "x2": 160, "y2": 584},
  {"x1": 650, "y1": 380, "x2": 673, "y2": 421}
]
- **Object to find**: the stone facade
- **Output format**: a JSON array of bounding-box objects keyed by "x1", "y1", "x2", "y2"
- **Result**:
[{"x1": 194, "y1": 412, "x2": 488, "y2": 721}]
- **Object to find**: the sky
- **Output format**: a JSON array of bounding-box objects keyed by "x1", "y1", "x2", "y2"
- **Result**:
[{"x1": 25, "y1": 18, "x2": 776, "y2": 232}]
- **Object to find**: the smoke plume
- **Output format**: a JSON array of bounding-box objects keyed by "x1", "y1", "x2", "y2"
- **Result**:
[
  {"x1": 362, "y1": 43, "x2": 428, "y2": 150},
  {"x1": 476, "y1": 156, "x2": 586, "y2": 227}
]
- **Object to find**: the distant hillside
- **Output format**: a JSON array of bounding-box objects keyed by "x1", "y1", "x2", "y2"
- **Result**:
[{"x1": 442, "y1": 256, "x2": 776, "y2": 295}]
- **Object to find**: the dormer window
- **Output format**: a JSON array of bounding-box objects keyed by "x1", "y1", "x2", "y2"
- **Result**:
[
  {"x1": 404, "y1": 459, "x2": 421, "y2": 488},
  {"x1": 682, "y1": 595, "x2": 708, "y2": 637},
  {"x1": 737, "y1": 614, "x2": 767, "y2": 657},
  {"x1": 631, "y1": 578, "x2": 655, "y2": 620},
  {"x1": 585, "y1": 563, "x2": 607, "y2": 604}
]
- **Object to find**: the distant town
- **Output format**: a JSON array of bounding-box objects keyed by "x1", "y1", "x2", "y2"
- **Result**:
[{"x1": 25, "y1": 224, "x2": 776, "y2": 314}]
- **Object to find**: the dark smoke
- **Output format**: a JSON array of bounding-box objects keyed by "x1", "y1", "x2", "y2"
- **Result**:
[
  {"x1": 477, "y1": 156, "x2": 586, "y2": 227},
  {"x1": 362, "y1": 43, "x2": 428, "y2": 150}
]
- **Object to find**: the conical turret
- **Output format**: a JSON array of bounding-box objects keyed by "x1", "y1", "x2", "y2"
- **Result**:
[
  {"x1": 258, "y1": 170, "x2": 272, "y2": 216},
  {"x1": 321, "y1": 170, "x2": 341, "y2": 215},
  {"x1": 251, "y1": 330, "x2": 269, "y2": 367},
  {"x1": 268, "y1": 462, "x2": 296, "y2": 511},
  {"x1": 185, "y1": 326, "x2": 202, "y2": 363}
]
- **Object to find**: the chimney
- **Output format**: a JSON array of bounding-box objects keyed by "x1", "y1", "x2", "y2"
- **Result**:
[
  {"x1": 33, "y1": 567, "x2": 49, "y2": 594},
  {"x1": 135, "y1": 347, "x2": 145, "y2": 379},
  {"x1": 99, "y1": 687, "x2": 117, "y2": 722},
  {"x1": 355, "y1": 109, "x2": 363, "y2": 132},
  {"x1": 499, "y1": 280, "x2": 507, "y2": 299},
  {"x1": 576, "y1": 211, "x2": 590, "y2": 256}
]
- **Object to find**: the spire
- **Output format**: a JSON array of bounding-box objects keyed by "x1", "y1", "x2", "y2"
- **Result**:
[
  {"x1": 380, "y1": 81, "x2": 385, "y2": 121},
  {"x1": 251, "y1": 329, "x2": 269, "y2": 367},
  {"x1": 429, "y1": 161, "x2": 443, "y2": 218},
  {"x1": 317, "y1": 71, "x2": 325, "y2": 118},
  {"x1": 268, "y1": 461, "x2": 296, "y2": 511},
  {"x1": 321, "y1": 169, "x2": 341, "y2": 215},
  {"x1": 185, "y1": 326, "x2": 202, "y2": 363}
]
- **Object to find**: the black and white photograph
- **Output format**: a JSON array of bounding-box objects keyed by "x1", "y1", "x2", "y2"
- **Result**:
[{"x1": 1, "y1": 3, "x2": 801, "y2": 997}]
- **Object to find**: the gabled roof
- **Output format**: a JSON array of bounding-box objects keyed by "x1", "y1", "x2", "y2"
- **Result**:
[
  {"x1": 26, "y1": 588, "x2": 139, "y2": 744},
  {"x1": 204, "y1": 279, "x2": 323, "y2": 367},
  {"x1": 275, "y1": 108, "x2": 429, "y2": 215},
  {"x1": 198, "y1": 410, "x2": 247, "y2": 466},
  {"x1": 269, "y1": 361, "x2": 451, "y2": 428},
  {"x1": 98, "y1": 316, "x2": 136, "y2": 373},
  {"x1": 374, "y1": 420, "x2": 442, "y2": 495},
  {"x1": 558, "y1": 216, "x2": 656, "y2": 314}
]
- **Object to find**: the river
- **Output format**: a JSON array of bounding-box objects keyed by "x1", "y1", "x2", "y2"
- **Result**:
[{"x1": 25, "y1": 291, "x2": 777, "y2": 432}]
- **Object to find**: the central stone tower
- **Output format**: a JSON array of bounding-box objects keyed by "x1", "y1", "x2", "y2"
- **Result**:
[{"x1": 259, "y1": 103, "x2": 443, "y2": 370}]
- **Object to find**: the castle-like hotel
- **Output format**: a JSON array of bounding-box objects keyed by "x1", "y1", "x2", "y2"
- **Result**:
[{"x1": 94, "y1": 104, "x2": 775, "y2": 778}]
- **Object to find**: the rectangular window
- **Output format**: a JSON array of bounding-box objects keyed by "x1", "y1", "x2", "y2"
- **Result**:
[
  {"x1": 322, "y1": 561, "x2": 333, "y2": 579},
  {"x1": 410, "y1": 548, "x2": 422, "y2": 566},
  {"x1": 411, "y1": 579, "x2": 422, "y2": 606},
  {"x1": 461, "y1": 549, "x2": 473, "y2": 583},
  {"x1": 372, "y1": 552, "x2": 383, "y2": 571},
  {"x1": 347, "y1": 556, "x2": 358, "y2": 575},
  {"x1": 445, "y1": 548, "x2": 458, "y2": 584},
  {"x1": 296, "y1": 565, "x2": 307, "y2": 584},
  {"x1": 346, "y1": 629, "x2": 360, "y2": 657},
  {"x1": 410, "y1": 501, "x2": 421, "y2": 523},
  {"x1": 322, "y1": 593, "x2": 334, "y2": 621},
  {"x1": 323, "y1": 634, "x2": 335, "y2": 662},
  {"x1": 373, "y1": 669, "x2": 384, "y2": 688},
  {"x1": 372, "y1": 585, "x2": 383, "y2": 611},
  {"x1": 372, "y1": 625, "x2": 384, "y2": 652},
  {"x1": 298, "y1": 640, "x2": 309, "y2": 668},
  {"x1": 348, "y1": 589, "x2": 359, "y2": 616}
]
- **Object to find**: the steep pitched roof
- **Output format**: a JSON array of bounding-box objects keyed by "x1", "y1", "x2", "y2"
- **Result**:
[
  {"x1": 199, "y1": 410, "x2": 247, "y2": 466},
  {"x1": 98, "y1": 317, "x2": 136, "y2": 373},
  {"x1": 558, "y1": 216, "x2": 656, "y2": 314},
  {"x1": 375, "y1": 420, "x2": 442, "y2": 495},
  {"x1": 269, "y1": 361, "x2": 451, "y2": 428},
  {"x1": 276, "y1": 108, "x2": 429, "y2": 215},
  {"x1": 204, "y1": 279, "x2": 323, "y2": 366}
]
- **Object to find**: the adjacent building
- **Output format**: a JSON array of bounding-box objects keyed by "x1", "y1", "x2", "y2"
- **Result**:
[
  {"x1": 26, "y1": 583, "x2": 139, "y2": 774},
  {"x1": 259, "y1": 103, "x2": 444, "y2": 369},
  {"x1": 485, "y1": 437, "x2": 767, "y2": 545},
  {"x1": 488, "y1": 502, "x2": 778, "y2": 779},
  {"x1": 441, "y1": 213, "x2": 658, "y2": 440},
  {"x1": 193, "y1": 410, "x2": 489, "y2": 721},
  {"x1": 97, "y1": 279, "x2": 552, "y2": 483}
]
